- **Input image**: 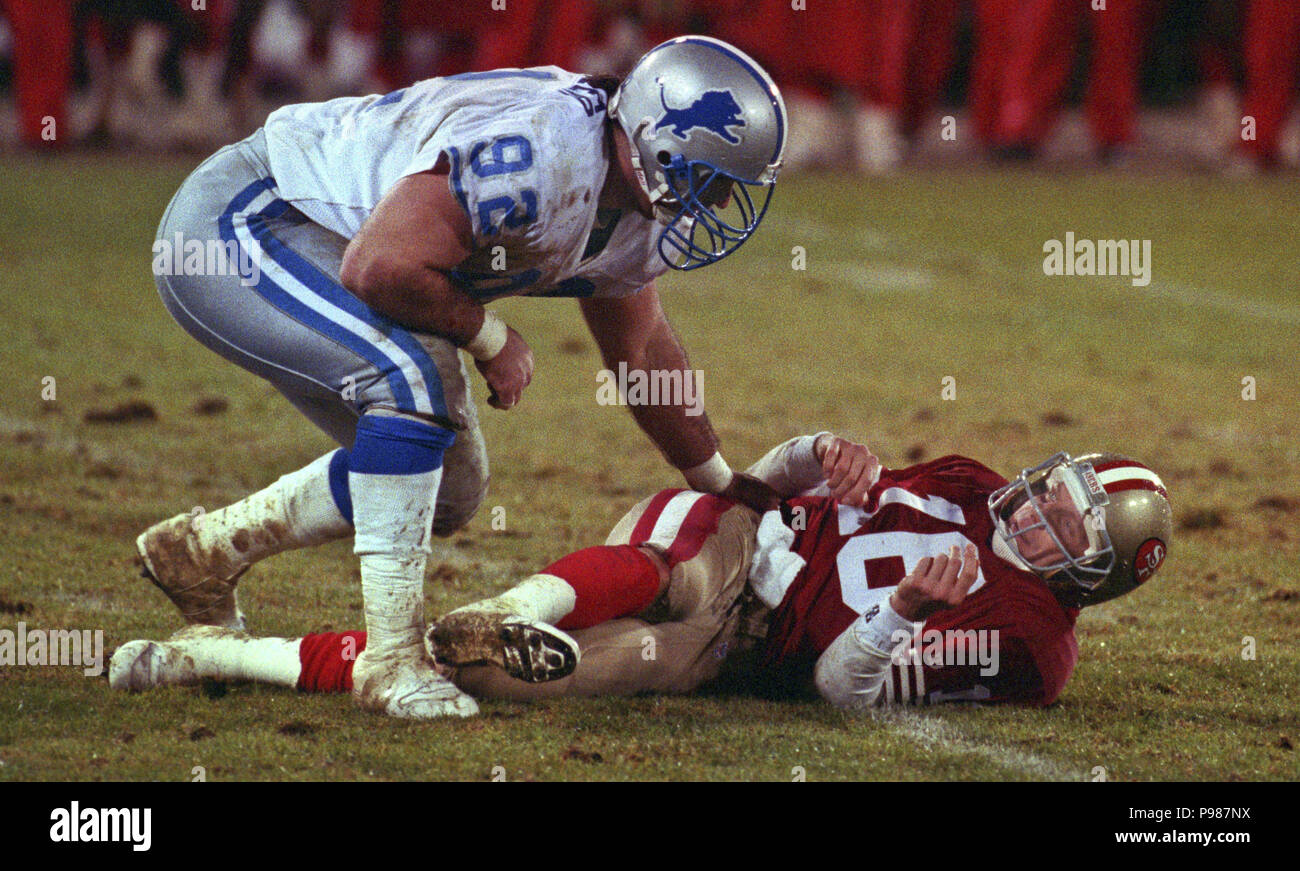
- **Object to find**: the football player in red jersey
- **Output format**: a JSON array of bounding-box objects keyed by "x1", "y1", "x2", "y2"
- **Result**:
[{"x1": 109, "y1": 434, "x2": 1172, "y2": 711}]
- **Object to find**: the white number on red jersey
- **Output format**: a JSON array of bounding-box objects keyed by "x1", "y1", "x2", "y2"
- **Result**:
[{"x1": 834, "y1": 488, "x2": 986, "y2": 614}]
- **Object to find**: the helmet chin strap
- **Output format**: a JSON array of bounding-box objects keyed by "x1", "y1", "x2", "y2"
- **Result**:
[
  {"x1": 991, "y1": 530, "x2": 1034, "y2": 573},
  {"x1": 992, "y1": 529, "x2": 1086, "y2": 607},
  {"x1": 616, "y1": 115, "x2": 675, "y2": 225},
  {"x1": 633, "y1": 157, "x2": 680, "y2": 227}
]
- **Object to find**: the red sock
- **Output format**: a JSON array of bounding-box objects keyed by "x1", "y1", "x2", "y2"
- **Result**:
[
  {"x1": 297, "y1": 631, "x2": 367, "y2": 693},
  {"x1": 544, "y1": 545, "x2": 663, "y2": 631}
]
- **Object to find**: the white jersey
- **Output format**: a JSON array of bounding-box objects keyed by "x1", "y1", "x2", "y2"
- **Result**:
[{"x1": 262, "y1": 68, "x2": 671, "y2": 301}]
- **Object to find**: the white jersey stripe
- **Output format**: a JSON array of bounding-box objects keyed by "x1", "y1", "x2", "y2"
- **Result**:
[
  {"x1": 645, "y1": 491, "x2": 707, "y2": 552},
  {"x1": 913, "y1": 651, "x2": 927, "y2": 704},
  {"x1": 839, "y1": 488, "x2": 966, "y2": 534}
]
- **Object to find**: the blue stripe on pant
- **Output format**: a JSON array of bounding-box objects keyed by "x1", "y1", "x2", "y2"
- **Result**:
[{"x1": 216, "y1": 177, "x2": 449, "y2": 420}]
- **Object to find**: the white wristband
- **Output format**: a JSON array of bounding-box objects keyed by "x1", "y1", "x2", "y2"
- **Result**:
[
  {"x1": 851, "y1": 600, "x2": 917, "y2": 655},
  {"x1": 683, "y1": 452, "x2": 733, "y2": 493},
  {"x1": 465, "y1": 311, "x2": 508, "y2": 361}
]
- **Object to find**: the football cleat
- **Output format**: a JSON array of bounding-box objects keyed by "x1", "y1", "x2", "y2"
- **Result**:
[
  {"x1": 425, "y1": 612, "x2": 580, "y2": 683},
  {"x1": 135, "y1": 512, "x2": 247, "y2": 630},
  {"x1": 108, "y1": 640, "x2": 185, "y2": 692},
  {"x1": 351, "y1": 650, "x2": 480, "y2": 719},
  {"x1": 107, "y1": 625, "x2": 238, "y2": 692}
]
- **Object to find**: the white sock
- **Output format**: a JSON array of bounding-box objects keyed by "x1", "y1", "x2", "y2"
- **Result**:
[
  {"x1": 193, "y1": 451, "x2": 352, "y2": 573},
  {"x1": 352, "y1": 468, "x2": 442, "y2": 658},
  {"x1": 168, "y1": 632, "x2": 302, "y2": 687},
  {"x1": 448, "y1": 573, "x2": 576, "y2": 625}
]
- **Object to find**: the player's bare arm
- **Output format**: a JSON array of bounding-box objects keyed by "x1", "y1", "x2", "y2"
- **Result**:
[
  {"x1": 580, "y1": 284, "x2": 719, "y2": 468},
  {"x1": 580, "y1": 287, "x2": 782, "y2": 509},
  {"x1": 340, "y1": 170, "x2": 534, "y2": 409},
  {"x1": 340, "y1": 170, "x2": 477, "y2": 338}
]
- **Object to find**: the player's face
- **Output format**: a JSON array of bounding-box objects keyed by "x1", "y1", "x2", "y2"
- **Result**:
[
  {"x1": 684, "y1": 164, "x2": 734, "y2": 208},
  {"x1": 1008, "y1": 481, "x2": 1090, "y2": 566},
  {"x1": 699, "y1": 174, "x2": 734, "y2": 208}
]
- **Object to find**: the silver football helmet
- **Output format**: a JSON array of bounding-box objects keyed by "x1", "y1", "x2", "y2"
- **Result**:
[
  {"x1": 989, "y1": 451, "x2": 1173, "y2": 607},
  {"x1": 610, "y1": 35, "x2": 787, "y2": 270}
]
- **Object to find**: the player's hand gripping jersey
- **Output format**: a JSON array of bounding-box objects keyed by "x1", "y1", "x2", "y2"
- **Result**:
[
  {"x1": 263, "y1": 68, "x2": 672, "y2": 301},
  {"x1": 761, "y1": 456, "x2": 1080, "y2": 706}
]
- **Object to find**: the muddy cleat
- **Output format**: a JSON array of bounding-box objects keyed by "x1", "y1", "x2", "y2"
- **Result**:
[
  {"x1": 351, "y1": 650, "x2": 480, "y2": 719},
  {"x1": 108, "y1": 625, "x2": 246, "y2": 691},
  {"x1": 136, "y1": 512, "x2": 247, "y2": 630},
  {"x1": 109, "y1": 640, "x2": 187, "y2": 692},
  {"x1": 107, "y1": 625, "x2": 225, "y2": 691},
  {"x1": 426, "y1": 612, "x2": 580, "y2": 683}
]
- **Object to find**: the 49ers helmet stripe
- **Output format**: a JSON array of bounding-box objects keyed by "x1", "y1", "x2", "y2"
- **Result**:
[{"x1": 1094, "y1": 464, "x2": 1169, "y2": 499}]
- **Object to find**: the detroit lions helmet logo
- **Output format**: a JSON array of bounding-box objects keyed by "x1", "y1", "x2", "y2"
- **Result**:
[{"x1": 655, "y1": 83, "x2": 746, "y2": 145}]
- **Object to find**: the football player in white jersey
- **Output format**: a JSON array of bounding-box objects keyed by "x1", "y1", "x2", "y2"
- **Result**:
[{"x1": 138, "y1": 36, "x2": 789, "y2": 719}]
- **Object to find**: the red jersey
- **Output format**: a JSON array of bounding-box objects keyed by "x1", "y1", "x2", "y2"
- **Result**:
[{"x1": 763, "y1": 456, "x2": 1079, "y2": 706}]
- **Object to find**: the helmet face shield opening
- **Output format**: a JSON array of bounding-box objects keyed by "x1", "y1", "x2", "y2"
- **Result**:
[
  {"x1": 655, "y1": 155, "x2": 776, "y2": 270},
  {"x1": 989, "y1": 452, "x2": 1115, "y2": 590}
]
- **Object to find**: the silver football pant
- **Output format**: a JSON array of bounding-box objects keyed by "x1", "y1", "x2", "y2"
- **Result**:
[{"x1": 153, "y1": 129, "x2": 488, "y2": 534}]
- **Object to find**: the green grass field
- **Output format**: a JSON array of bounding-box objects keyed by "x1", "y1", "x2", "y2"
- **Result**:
[{"x1": 1, "y1": 155, "x2": 1297, "y2": 781}]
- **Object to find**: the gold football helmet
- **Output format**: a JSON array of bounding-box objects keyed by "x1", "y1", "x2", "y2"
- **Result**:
[{"x1": 989, "y1": 452, "x2": 1173, "y2": 607}]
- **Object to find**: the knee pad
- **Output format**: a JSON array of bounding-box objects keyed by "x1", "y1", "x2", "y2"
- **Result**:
[
  {"x1": 430, "y1": 423, "x2": 489, "y2": 536},
  {"x1": 350, "y1": 412, "x2": 456, "y2": 475},
  {"x1": 326, "y1": 413, "x2": 457, "y2": 526}
]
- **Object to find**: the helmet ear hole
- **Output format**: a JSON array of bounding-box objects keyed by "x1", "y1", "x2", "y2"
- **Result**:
[{"x1": 656, "y1": 150, "x2": 672, "y2": 166}]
